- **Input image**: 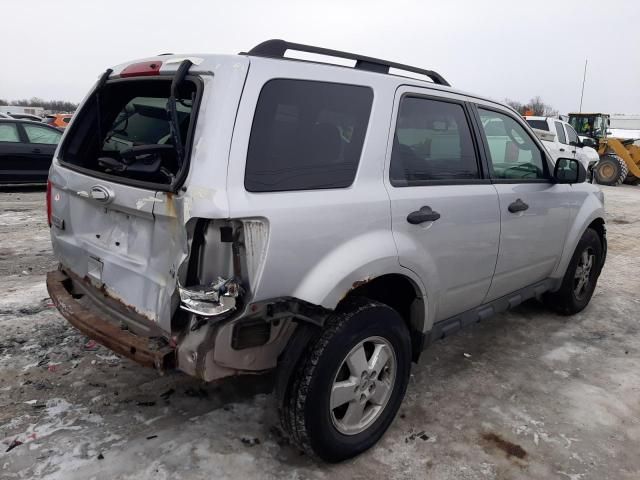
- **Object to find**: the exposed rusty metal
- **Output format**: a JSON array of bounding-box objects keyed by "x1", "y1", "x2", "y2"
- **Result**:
[
  {"x1": 339, "y1": 276, "x2": 374, "y2": 302},
  {"x1": 351, "y1": 278, "x2": 371, "y2": 290},
  {"x1": 46, "y1": 270, "x2": 175, "y2": 371}
]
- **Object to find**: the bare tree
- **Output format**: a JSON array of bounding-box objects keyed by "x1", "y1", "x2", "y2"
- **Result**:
[
  {"x1": 505, "y1": 98, "x2": 523, "y2": 113},
  {"x1": 527, "y1": 96, "x2": 558, "y2": 116},
  {"x1": 504, "y1": 96, "x2": 558, "y2": 117},
  {"x1": 6, "y1": 97, "x2": 78, "y2": 112}
]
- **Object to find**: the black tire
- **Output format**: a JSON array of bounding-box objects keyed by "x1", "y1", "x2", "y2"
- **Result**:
[
  {"x1": 594, "y1": 155, "x2": 628, "y2": 186},
  {"x1": 544, "y1": 228, "x2": 603, "y2": 315},
  {"x1": 279, "y1": 298, "x2": 411, "y2": 462},
  {"x1": 623, "y1": 174, "x2": 640, "y2": 186}
]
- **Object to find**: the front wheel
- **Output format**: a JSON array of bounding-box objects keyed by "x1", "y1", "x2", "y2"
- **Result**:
[
  {"x1": 279, "y1": 298, "x2": 411, "y2": 462},
  {"x1": 544, "y1": 228, "x2": 603, "y2": 315}
]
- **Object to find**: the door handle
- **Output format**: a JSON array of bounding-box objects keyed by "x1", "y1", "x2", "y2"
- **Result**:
[
  {"x1": 32, "y1": 148, "x2": 41, "y2": 153},
  {"x1": 559, "y1": 148, "x2": 565, "y2": 152},
  {"x1": 407, "y1": 206, "x2": 441, "y2": 224},
  {"x1": 508, "y1": 198, "x2": 529, "y2": 213},
  {"x1": 571, "y1": 150, "x2": 576, "y2": 154}
]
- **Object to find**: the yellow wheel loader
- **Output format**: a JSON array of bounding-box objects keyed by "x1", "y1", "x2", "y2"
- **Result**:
[{"x1": 568, "y1": 113, "x2": 640, "y2": 186}]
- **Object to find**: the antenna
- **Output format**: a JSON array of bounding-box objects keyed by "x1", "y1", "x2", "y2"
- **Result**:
[{"x1": 579, "y1": 59, "x2": 588, "y2": 113}]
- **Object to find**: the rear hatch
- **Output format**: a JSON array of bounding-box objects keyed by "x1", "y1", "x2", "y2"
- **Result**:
[{"x1": 49, "y1": 59, "x2": 206, "y2": 333}]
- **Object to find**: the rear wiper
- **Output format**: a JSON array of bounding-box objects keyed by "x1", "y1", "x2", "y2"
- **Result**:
[{"x1": 166, "y1": 60, "x2": 193, "y2": 169}]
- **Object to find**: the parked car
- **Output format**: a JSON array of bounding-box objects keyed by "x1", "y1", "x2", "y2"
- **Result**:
[
  {"x1": 46, "y1": 40, "x2": 606, "y2": 462},
  {"x1": 0, "y1": 119, "x2": 62, "y2": 184},
  {"x1": 525, "y1": 116, "x2": 600, "y2": 171},
  {"x1": 8, "y1": 113, "x2": 44, "y2": 122},
  {"x1": 43, "y1": 113, "x2": 73, "y2": 129}
]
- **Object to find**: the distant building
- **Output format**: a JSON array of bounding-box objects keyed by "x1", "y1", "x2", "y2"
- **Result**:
[
  {"x1": 0, "y1": 105, "x2": 45, "y2": 116},
  {"x1": 610, "y1": 115, "x2": 640, "y2": 130}
]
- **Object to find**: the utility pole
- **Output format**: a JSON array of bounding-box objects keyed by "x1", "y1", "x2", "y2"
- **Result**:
[{"x1": 579, "y1": 59, "x2": 588, "y2": 113}]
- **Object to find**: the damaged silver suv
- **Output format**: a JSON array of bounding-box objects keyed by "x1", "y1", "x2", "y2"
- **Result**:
[{"x1": 47, "y1": 40, "x2": 606, "y2": 462}]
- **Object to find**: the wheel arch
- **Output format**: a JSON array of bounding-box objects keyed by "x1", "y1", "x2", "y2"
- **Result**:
[
  {"x1": 551, "y1": 197, "x2": 606, "y2": 284},
  {"x1": 337, "y1": 273, "x2": 427, "y2": 362}
]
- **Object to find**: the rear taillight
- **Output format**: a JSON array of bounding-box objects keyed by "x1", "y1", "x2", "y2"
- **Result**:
[
  {"x1": 46, "y1": 180, "x2": 52, "y2": 227},
  {"x1": 120, "y1": 61, "x2": 162, "y2": 78}
]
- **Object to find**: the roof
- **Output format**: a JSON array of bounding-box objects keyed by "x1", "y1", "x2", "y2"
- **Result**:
[{"x1": 104, "y1": 40, "x2": 517, "y2": 117}]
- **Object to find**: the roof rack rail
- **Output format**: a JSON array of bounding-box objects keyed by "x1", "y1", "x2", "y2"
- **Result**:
[{"x1": 244, "y1": 39, "x2": 450, "y2": 87}]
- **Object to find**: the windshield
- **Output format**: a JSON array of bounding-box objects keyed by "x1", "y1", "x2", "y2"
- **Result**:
[
  {"x1": 569, "y1": 115, "x2": 607, "y2": 138},
  {"x1": 60, "y1": 78, "x2": 197, "y2": 187}
]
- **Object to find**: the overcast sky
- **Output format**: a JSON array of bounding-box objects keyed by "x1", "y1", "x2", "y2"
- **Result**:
[{"x1": 2, "y1": 0, "x2": 639, "y2": 114}]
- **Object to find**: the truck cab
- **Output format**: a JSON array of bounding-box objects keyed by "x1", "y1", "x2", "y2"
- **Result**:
[{"x1": 525, "y1": 115, "x2": 599, "y2": 171}]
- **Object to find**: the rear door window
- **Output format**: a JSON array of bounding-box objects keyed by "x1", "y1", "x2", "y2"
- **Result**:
[
  {"x1": 23, "y1": 124, "x2": 62, "y2": 144},
  {"x1": 0, "y1": 123, "x2": 20, "y2": 142},
  {"x1": 555, "y1": 121, "x2": 567, "y2": 144},
  {"x1": 245, "y1": 79, "x2": 373, "y2": 192},
  {"x1": 390, "y1": 96, "x2": 479, "y2": 185}
]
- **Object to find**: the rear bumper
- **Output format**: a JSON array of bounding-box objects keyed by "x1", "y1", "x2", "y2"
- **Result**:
[{"x1": 46, "y1": 269, "x2": 175, "y2": 371}]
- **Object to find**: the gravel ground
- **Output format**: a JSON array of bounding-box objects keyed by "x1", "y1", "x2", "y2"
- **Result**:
[{"x1": 0, "y1": 184, "x2": 639, "y2": 480}]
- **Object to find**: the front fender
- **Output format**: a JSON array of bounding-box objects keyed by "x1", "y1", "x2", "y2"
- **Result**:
[
  {"x1": 291, "y1": 229, "x2": 426, "y2": 311},
  {"x1": 551, "y1": 188, "x2": 605, "y2": 281}
]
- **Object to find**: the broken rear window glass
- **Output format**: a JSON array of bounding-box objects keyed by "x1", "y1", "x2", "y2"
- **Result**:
[{"x1": 60, "y1": 78, "x2": 197, "y2": 186}]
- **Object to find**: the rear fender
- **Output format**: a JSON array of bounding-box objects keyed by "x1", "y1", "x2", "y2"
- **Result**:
[{"x1": 290, "y1": 230, "x2": 428, "y2": 329}]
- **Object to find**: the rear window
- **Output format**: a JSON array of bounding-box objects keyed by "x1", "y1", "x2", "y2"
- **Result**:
[
  {"x1": 61, "y1": 78, "x2": 197, "y2": 187},
  {"x1": 245, "y1": 79, "x2": 373, "y2": 192},
  {"x1": 526, "y1": 119, "x2": 549, "y2": 131}
]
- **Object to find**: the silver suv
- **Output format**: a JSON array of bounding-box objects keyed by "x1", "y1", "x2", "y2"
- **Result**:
[{"x1": 46, "y1": 40, "x2": 606, "y2": 462}]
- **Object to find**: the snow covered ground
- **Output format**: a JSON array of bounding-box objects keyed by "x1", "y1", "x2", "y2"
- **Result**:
[{"x1": 1, "y1": 185, "x2": 639, "y2": 479}]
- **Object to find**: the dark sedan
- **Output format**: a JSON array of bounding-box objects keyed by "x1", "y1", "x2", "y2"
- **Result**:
[{"x1": 0, "y1": 119, "x2": 62, "y2": 184}]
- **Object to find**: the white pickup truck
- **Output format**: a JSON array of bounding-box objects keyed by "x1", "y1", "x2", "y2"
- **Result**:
[{"x1": 525, "y1": 116, "x2": 599, "y2": 171}]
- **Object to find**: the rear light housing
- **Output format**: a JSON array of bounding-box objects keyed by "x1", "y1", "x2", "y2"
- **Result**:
[
  {"x1": 120, "y1": 61, "x2": 163, "y2": 78},
  {"x1": 46, "y1": 180, "x2": 52, "y2": 227}
]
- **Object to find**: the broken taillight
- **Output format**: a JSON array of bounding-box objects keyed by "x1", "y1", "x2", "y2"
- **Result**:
[
  {"x1": 120, "y1": 61, "x2": 163, "y2": 78},
  {"x1": 46, "y1": 180, "x2": 52, "y2": 227}
]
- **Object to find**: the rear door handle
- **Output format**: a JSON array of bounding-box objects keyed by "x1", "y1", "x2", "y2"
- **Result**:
[
  {"x1": 559, "y1": 148, "x2": 565, "y2": 152},
  {"x1": 32, "y1": 148, "x2": 41, "y2": 153},
  {"x1": 508, "y1": 198, "x2": 529, "y2": 213},
  {"x1": 407, "y1": 206, "x2": 441, "y2": 224}
]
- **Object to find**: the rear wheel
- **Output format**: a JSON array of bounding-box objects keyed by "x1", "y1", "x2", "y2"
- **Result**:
[
  {"x1": 623, "y1": 174, "x2": 640, "y2": 186},
  {"x1": 279, "y1": 298, "x2": 411, "y2": 462},
  {"x1": 544, "y1": 228, "x2": 603, "y2": 315},
  {"x1": 594, "y1": 155, "x2": 628, "y2": 186}
]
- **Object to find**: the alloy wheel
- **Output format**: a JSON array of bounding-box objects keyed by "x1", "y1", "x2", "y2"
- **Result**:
[{"x1": 329, "y1": 336, "x2": 397, "y2": 435}]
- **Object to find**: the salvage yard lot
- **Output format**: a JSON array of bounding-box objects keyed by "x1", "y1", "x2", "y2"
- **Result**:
[{"x1": 0, "y1": 185, "x2": 639, "y2": 480}]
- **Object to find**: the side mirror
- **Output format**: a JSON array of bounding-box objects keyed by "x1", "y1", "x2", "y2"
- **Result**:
[
  {"x1": 554, "y1": 157, "x2": 587, "y2": 184},
  {"x1": 581, "y1": 137, "x2": 597, "y2": 148}
]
